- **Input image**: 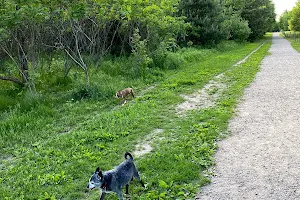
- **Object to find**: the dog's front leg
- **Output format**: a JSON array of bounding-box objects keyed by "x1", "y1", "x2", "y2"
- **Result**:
[
  {"x1": 99, "y1": 192, "x2": 106, "y2": 200},
  {"x1": 140, "y1": 180, "x2": 145, "y2": 188},
  {"x1": 116, "y1": 190, "x2": 124, "y2": 200}
]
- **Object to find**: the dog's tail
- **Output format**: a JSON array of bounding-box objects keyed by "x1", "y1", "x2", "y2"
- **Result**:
[{"x1": 124, "y1": 152, "x2": 133, "y2": 160}]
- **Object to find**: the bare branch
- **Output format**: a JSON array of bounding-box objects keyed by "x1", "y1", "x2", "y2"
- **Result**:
[
  {"x1": 64, "y1": 48, "x2": 85, "y2": 69},
  {"x1": 0, "y1": 76, "x2": 24, "y2": 85}
]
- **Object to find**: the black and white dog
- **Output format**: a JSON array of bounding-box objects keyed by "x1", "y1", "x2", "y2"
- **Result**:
[{"x1": 87, "y1": 152, "x2": 145, "y2": 200}]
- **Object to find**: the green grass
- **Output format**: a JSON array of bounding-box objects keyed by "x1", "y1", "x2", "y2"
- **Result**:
[
  {"x1": 0, "y1": 38, "x2": 272, "y2": 199},
  {"x1": 282, "y1": 31, "x2": 300, "y2": 52}
]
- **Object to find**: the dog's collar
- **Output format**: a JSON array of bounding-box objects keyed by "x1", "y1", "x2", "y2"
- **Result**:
[{"x1": 101, "y1": 182, "x2": 107, "y2": 190}]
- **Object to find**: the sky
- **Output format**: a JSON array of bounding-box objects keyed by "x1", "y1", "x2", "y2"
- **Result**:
[{"x1": 273, "y1": 0, "x2": 298, "y2": 18}]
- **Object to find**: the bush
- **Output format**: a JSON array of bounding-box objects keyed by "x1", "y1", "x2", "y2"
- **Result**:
[
  {"x1": 179, "y1": 48, "x2": 214, "y2": 63},
  {"x1": 72, "y1": 85, "x2": 100, "y2": 101},
  {"x1": 150, "y1": 38, "x2": 178, "y2": 69},
  {"x1": 163, "y1": 52, "x2": 186, "y2": 70},
  {"x1": 222, "y1": 14, "x2": 251, "y2": 42},
  {"x1": 130, "y1": 28, "x2": 153, "y2": 77},
  {"x1": 71, "y1": 83, "x2": 115, "y2": 101},
  {"x1": 0, "y1": 95, "x2": 17, "y2": 111},
  {"x1": 19, "y1": 91, "x2": 41, "y2": 112},
  {"x1": 51, "y1": 76, "x2": 72, "y2": 87}
]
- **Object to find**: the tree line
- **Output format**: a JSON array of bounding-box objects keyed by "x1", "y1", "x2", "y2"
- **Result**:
[
  {"x1": 278, "y1": 0, "x2": 300, "y2": 32},
  {"x1": 0, "y1": 0, "x2": 276, "y2": 90}
]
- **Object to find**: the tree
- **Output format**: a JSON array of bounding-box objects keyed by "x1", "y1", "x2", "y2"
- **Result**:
[
  {"x1": 225, "y1": 0, "x2": 276, "y2": 41},
  {"x1": 178, "y1": 0, "x2": 227, "y2": 45},
  {"x1": 0, "y1": 0, "x2": 49, "y2": 92},
  {"x1": 289, "y1": 1, "x2": 300, "y2": 31},
  {"x1": 222, "y1": 4, "x2": 250, "y2": 42},
  {"x1": 279, "y1": 10, "x2": 290, "y2": 31},
  {"x1": 241, "y1": 0, "x2": 276, "y2": 40},
  {"x1": 0, "y1": 0, "x2": 187, "y2": 87}
]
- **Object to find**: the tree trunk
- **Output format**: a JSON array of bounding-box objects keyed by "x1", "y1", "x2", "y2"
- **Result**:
[{"x1": 19, "y1": 36, "x2": 29, "y2": 83}]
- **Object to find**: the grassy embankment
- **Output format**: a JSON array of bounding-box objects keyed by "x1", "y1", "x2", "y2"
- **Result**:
[
  {"x1": 0, "y1": 36, "x2": 272, "y2": 199},
  {"x1": 282, "y1": 31, "x2": 300, "y2": 51}
]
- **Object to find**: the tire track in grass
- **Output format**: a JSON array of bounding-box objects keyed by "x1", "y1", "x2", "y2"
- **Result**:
[{"x1": 176, "y1": 42, "x2": 265, "y2": 116}]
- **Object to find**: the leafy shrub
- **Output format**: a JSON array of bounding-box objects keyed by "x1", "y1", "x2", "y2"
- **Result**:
[
  {"x1": 163, "y1": 52, "x2": 186, "y2": 70},
  {"x1": 72, "y1": 85, "x2": 100, "y2": 101},
  {"x1": 151, "y1": 42, "x2": 168, "y2": 69},
  {"x1": 71, "y1": 84, "x2": 114, "y2": 101},
  {"x1": 222, "y1": 14, "x2": 251, "y2": 42},
  {"x1": 150, "y1": 38, "x2": 178, "y2": 69},
  {"x1": 0, "y1": 95, "x2": 17, "y2": 111},
  {"x1": 51, "y1": 76, "x2": 72, "y2": 87},
  {"x1": 19, "y1": 91, "x2": 41, "y2": 112},
  {"x1": 130, "y1": 28, "x2": 153, "y2": 77},
  {"x1": 180, "y1": 48, "x2": 213, "y2": 63}
]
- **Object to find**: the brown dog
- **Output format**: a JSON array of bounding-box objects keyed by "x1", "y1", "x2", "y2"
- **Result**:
[{"x1": 115, "y1": 88, "x2": 135, "y2": 105}]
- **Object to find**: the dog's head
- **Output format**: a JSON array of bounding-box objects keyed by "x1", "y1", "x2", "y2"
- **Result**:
[
  {"x1": 115, "y1": 91, "x2": 121, "y2": 98},
  {"x1": 87, "y1": 167, "x2": 104, "y2": 190}
]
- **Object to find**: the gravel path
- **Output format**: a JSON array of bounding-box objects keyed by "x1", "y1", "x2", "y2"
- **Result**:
[{"x1": 196, "y1": 33, "x2": 300, "y2": 200}]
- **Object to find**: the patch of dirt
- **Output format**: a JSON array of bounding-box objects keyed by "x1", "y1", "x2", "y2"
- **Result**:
[
  {"x1": 176, "y1": 42, "x2": 266, "y2": 116},
  {"x1": 136, "y1": 85, "x2": 156, "y2": 98},
  {"x1": 0, "y1": 155, "x2": 14, "y2": 169},
  {"x1": 176, "y1": 74, "x2": 226, "y2": 114},
  {"x1": 133, "y1": 128, "x2": 164, "y2": 158}
]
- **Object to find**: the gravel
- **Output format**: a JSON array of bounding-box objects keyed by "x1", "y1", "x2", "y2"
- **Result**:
[{"x1": 196, "y1": 33, "x2": 300, "y2": 200}]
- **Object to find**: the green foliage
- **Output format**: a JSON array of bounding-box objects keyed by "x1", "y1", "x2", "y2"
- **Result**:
[
  {"x1": 222, "y1": 12, "x2": 251, "y2": 42},
  {"x1": 241, "y1": 0, "x2": 276, "y2": 40},
  {"x1": 179, "y1": 0, "x2": 227, "y2": 45},
  {"x1": 0, "y1": 0, "x2": 187, "y2": 88},
  {"x1": 131, "y1": 28, "x2": 153, "y2": 77},
  {"x1": 283, "y1": 31, "x2": 300, "y2": 51},
  {"x1": 72, "y1": 85, "x2": 100, "y2": 101},
  {"x1": 150, "y1": 38, "x2": 178, "y2": 69},
  {"x1": 177, "y1": 0, "x2": 276, "y2": 44},
  {"x1": 163, "y1": 52, "x2": 186, "y2": 70},
  {"x1": 279, "y1": 10, "x2": 291, "y2": 31},
  {"x1": 273, "y1": 22, "x2": 280, "y2": 32},
  {"x1": 289, "y1": 1, "x2": 300, "y2": 31}
]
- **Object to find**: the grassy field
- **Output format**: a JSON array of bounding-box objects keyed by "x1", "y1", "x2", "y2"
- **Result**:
[{"x1": 0, "y1": 36, "x2": 272, "y2": 199}]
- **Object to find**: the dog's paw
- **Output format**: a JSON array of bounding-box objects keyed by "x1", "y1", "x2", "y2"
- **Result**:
[
  {"x1": 142, "y1": 183, "x2": 148, "y2": 189},
  {"x1": 124, "y1": 193, "x2": 131, "y2": 200}
]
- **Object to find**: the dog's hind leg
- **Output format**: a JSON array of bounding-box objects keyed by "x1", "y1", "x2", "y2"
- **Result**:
[
  {"x1": 99, "y1": 192, "x2": 106, "y2": 200},
  {"x1": 140, "y1": 180, "x2": 145, "y2": 187},
  {"x1": 125, "y1": 184, "x2": 129, "y2": 194},
  {"x1": 133, "y1": 170, "x2": 145, "y2": 188}
]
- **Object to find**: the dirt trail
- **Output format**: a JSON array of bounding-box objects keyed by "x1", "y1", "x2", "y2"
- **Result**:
[{"x1": 196, "y1": 33, "x2": 300, "y2": 200}]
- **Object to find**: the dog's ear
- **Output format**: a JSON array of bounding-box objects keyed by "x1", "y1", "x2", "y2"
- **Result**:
[
  {"x1": 98, "y1": 170, "x2": 103, "y2": 178},
  {"x1": 95, "y1": 167, "x2": 100, "y2": 174}
]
